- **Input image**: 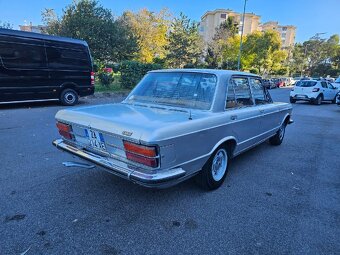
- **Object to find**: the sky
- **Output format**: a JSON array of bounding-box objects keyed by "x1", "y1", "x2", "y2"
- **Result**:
[{"x1": 0, "y1": 0, "x2": 339, "y2": 42}]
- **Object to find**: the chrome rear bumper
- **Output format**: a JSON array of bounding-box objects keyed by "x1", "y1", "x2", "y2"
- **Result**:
[{"x1": 53, "y1": 139, "x2": 186, "y2": 188}]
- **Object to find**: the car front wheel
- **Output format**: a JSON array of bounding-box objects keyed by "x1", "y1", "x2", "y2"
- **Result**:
[
  {"x1": 290, "y1": 97, "x2": 296, "y2": 103},
  {"x1": 196, "y1": 146, "x2": 229, "y2": 190},
  {"x1": 313, "y1": 94, "x2": 323, "y2": 105},
  {"x1": 332, "y1": 96, "x2": 336, "y2": 104},
  {"x1": 60, "y1": 88, "x2": 79, "y2": 106}
]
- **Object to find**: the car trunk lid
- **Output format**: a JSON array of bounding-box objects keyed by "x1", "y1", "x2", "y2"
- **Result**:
[{"x1": 55, "y1": 103, "x2": 201, "y2": 160}]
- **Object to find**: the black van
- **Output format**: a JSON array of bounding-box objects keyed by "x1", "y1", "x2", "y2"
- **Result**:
[{"x1": 0, "y1": 29, "x2": 94, "y2": 105}]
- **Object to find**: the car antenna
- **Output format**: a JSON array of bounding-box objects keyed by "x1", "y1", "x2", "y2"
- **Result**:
[{"x1": 188, "y1": 110, "x2": 192, "y2": 120}]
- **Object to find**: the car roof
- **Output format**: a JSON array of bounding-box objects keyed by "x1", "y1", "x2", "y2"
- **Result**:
[
  {"x1": 0, "y1": 28, "x2": 88, "y2": 46},
  {"x1": 298, "y1": 79, "x2": 319, "y2": 82},
  {"x1": 149, "y1": 69, "x2": 261, "y2": 78}
]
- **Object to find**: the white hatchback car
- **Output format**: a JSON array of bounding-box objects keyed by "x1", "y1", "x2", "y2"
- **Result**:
[
  {"x1": 332, "y1": 77, "x2": 340, "y2": 90},
  {"x1": 336, "y1": 92, "x2": 340, "y2": 107},
  {"x1": 290, "y1": 80, "x2": 338, "y2": 105}
]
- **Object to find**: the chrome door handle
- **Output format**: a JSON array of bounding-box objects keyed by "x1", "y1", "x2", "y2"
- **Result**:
[
  {"x1": 260, "y1": 109, "x2": 265, "y2": 113},
  {"x1": 230, "y1": 115, "x2": 237, "y2": 120}
]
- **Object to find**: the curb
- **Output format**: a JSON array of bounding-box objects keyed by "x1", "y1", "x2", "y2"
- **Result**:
[{"x1": 88, "y1": 91, "x2": 130, "y2": 99}]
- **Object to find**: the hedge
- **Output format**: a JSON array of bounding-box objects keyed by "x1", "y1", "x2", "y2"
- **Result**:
[{"x1": 119, "y1": 61, "x2": 162, "y2": 89}]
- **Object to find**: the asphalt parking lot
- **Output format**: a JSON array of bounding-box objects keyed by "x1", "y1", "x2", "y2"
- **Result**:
[{"x1": 0, "y1": 88, "x2": 339, "y2": 255}]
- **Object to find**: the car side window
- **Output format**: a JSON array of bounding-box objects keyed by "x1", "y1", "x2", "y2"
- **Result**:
[
  {"x1": 226, "y1": 77, "x2": 253, "y2": 109},
  {"x1": 321, "y1": 82, "x2": 328, "y2": 88},
  {"x1": 0, "y1": 42, "x2": 47, "y2": 69},
  {"x1": 249, "y1": 78, "x2": 271, "y2": 105},
  {"x1": 327, "y1": 82, "x2": 334, "y2": 89},
  {"x1": 46, "y1": 46, "x2": 90, "y2": 70}
]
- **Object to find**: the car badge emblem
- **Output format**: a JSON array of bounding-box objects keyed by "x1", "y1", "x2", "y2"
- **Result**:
[{"x1": 122, "y1": 131, "x2": 133, "y2": 136}]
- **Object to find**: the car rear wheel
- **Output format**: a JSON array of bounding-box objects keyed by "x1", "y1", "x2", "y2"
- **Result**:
[
  {"x1": 269, "y1": 123, "x2": 286, "y2": 146},
  {"x1": 60, "y1": 88, "x2": 79, "y2": 106},
  {"x1": 196, "y1": 146, "x2": 229, "y2": 190}
]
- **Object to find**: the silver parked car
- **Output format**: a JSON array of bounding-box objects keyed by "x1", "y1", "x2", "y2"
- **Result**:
[{"x1": 53, "y1": 69, "x2": 293, "y2": 190}]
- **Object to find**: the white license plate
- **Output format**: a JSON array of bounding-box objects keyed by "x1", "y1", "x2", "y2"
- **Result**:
[{"x1": 85, "y1": 129, "x2": 106, "y2": 151}]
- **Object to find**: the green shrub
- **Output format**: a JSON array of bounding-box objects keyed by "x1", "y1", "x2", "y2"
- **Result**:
[
  {"x1": 98, "y1": 72, "x2": 114, "y2": 87},
  {"x1": 119, "y1": 61, "x2": 162, "y2": 89},
  {"x1": 249, "y1": 68, "x2": 259, "y2": 74}
]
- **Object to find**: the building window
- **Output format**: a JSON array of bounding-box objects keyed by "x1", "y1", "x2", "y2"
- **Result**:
[{"x1": 220, "y1": 13, "x2": 227, "y2": 19}]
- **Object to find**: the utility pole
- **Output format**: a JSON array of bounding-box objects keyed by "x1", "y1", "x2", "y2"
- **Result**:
[{"x1": 237, "y1": 0, "x2": 247, "y2": 71}]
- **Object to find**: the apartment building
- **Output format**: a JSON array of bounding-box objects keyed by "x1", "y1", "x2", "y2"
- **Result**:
[
  {"x1": 200, "y1": 9, "x2": 296, "y2": 48},
  {"x1": 260, "y1": 21, "x2": 296, "y2": 48},
  {"x1": 200, "y1": 9, "x2": 260, "y2": 43},
  {"x1": 19, "y1": 22, "x2": 46, "y2": 34}
]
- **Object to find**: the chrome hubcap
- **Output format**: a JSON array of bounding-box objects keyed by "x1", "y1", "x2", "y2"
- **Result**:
[
  {"x1": 279, "y1": 125, "x2": 285, "y2": 140},
  {"x1": 65, "y1": 92, "x2": 75, "y2": 104},
  {"x1": 211, "y1": 149, "x2": 228, "y2": 181}
]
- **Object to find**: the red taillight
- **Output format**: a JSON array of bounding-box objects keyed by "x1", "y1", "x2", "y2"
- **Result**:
[
  {"x1": 123, "y1": 141, "x2": 157, "y2": 157},
  {"x1": 56, "y1": 122, "x2": 71, "y2": 132},
  {"x1": 125, "y1": 152, "x2": 158, "y2": 168},
  {"x1": 56, "y1": 122, "x2": 74, "y2": 140},
  {"x1": 91, "y1": 71, "x2": 95, "y2": 86},
  {"x1": 312, "y1": 88, "x2": 320, "y2": 92},
  {"x1": 123, "y1": 141, "x2": 158, "y2": 167},
  {"x1": 59, "y1": 131, "x2": 74, "y2": 140}
]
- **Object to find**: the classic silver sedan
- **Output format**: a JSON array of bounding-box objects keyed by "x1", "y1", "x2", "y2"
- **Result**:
[{"x1": 53, "y1": 69, "x2": 293, "y2": 190}]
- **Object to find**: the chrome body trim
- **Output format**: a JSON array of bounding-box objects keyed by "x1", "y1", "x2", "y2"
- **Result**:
[{"x1": 53, "y1": 139, "x2": 186, "y2": 187}]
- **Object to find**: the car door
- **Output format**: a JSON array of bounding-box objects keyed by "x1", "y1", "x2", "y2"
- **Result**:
[
  {"x1": 225, "y1": 76, "x2": 263, "y2": 153},
  {"x1": 327, "y1": 82, "x2": 338, "y2": 100},
  {"x1": 0, "y1": 35, "x2": 49, "y2": 102},
  {"x1": 320, "y1": 81, "x2": 332, "y2": 100},
  {"x1": 249, "y1": 77, "x2": 281, "y2": 139}
]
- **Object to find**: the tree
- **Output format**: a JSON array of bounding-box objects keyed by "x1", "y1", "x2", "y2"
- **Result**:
[
  {"x1": 289, "y1": 44, "x2": 307, "y2": 76},
  {"x1": 220, "y1": 35, "x2": 241, "y2": 70},
  {"x1": 303, "y1": 34, "x2": 328, "y2": 75},
  {"x1": 123, "y1": 8, "x2": 170, "y2": 63},
  {"x1": 42, "y1": 0, "x2": 138, "y2": 62},
  {"x1": 242, "y1": 30, "x2": 286, "y2": 75},
  {"x1": 213, "y1": 17, "x2": 238, "y2": 41},
  {"x1": 292, "y1": 34, "x2": 340, "y2": 76},
  {"x1": 166, "y1": 13, "x2": 204, "y2": 68},
  {"x1": 205, "y1": 17, "x2": 238, "y2": 68},
  {"x1": 0, "y1": 21, "x2": 13, "y2": 29}
]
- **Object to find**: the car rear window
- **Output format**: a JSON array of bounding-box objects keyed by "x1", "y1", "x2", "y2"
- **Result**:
[
  {"x1": 126, "y1": 72, "x2": 217, "y2": 110},
  {"x1": 295, "y1": 81, "x2": 317, "y2": 87}
]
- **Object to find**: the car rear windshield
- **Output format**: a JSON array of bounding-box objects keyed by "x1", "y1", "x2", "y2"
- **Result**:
[
  {"x1": 125, "y1": 72, "x2": 217, "y2": 110},
  {"x1": 295, "y1": 81, "x2": 317, "y2": 87}
]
